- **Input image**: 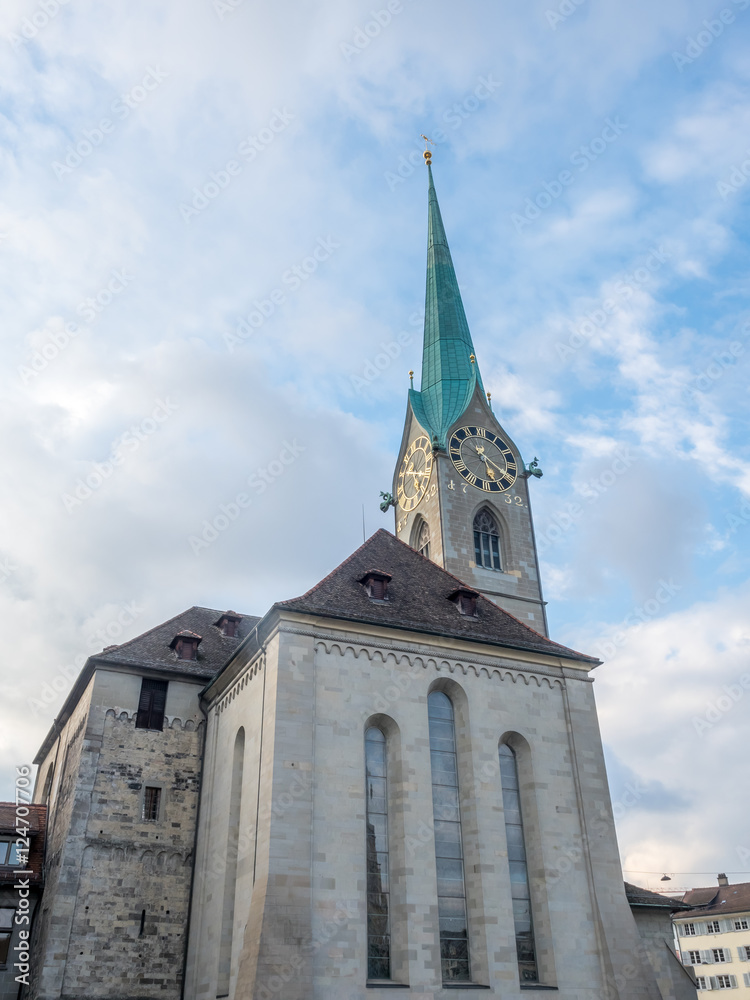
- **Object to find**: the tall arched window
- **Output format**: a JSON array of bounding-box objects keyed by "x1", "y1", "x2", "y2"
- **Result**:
[
  {"x1": 428, "y1": 691, "x2": 470, "y2": 983},
  {"x1": 415, "y1": 519, "x2": 430, "y2": 558},
  {"x1": 498, "y1": 743, "x2": 538, "y2": 983},
  {"x1": 365, "y1": 727, "x2": 390, "y2": 981},
  {"x1": 473, "y1": 509, "x2": 502, "y2": 570},
  {"x1": 218, "y1": 728, "x2": 245, "y2": 995}
]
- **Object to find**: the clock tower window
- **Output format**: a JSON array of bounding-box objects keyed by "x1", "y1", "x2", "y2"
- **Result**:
[
  {"x1": 411, "y1": 518, "x2": 431, "y2": 559},
  {"x1": 473, "y1": 509, "x2": 502, "y2": 571}
]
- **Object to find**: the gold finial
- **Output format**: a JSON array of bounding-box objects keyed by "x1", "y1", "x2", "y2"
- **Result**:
[
  {"x1": 421, "y1": 134, "x2": 434, "y2": 164},
  {"x1": 487, "y1": 391, "x2": 491, "y2": 404},
  {"x1": 469, "y1": 354, "x2": 475, "y2": 364},
  {"x1": 409, "y1": 370, "x2": 414, "y2": 385}
]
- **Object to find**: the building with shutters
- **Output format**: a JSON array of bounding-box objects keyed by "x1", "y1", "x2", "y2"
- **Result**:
[
  {"x1": 27, "y1": 157, "x2": 681, "y2": 999},
  {"x1": 675, "y1": 875, "x2": 750, "y2": 994}
]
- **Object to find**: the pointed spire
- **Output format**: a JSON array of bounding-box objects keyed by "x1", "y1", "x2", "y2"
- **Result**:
[{"x1": 409, "y1": 159, "x2": 483, "y2": 449}]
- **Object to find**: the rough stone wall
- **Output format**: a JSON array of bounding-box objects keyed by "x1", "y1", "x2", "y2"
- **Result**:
[
  {"x1": 56, "y1": 709, "x2": 203, "y2": 999},
  {"x1": 392, "y1": 388, "x2": 547, "y2": 633},
  {"x1": 29, "y1": 670, "x2": 206, "y2": 1000},
  {"x1": 28, "y1": 677, "x2": 96, "y2": 1000}
]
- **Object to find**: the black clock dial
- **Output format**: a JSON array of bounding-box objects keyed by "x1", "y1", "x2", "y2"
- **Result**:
[{"x1": 448, "y1": 426, "x2": 517, "y2": 492}]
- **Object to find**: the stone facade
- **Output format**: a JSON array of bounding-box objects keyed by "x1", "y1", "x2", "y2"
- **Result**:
[
  {"x1": 184, "y1": 598, "x2": 664, "y2": 999},
  {"x1": 392, "y1": 385, "x2": 548, "y2": 634},
  {"x1": 30, "y1": 666, "x2": 208, "y2": 1000}
]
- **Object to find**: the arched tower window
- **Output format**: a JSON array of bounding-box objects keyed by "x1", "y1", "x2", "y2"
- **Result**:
[
  {"x1": 365, "y1": 727, "x2": 391, "y2": 981},
  {"x1": 217, "y1": 728, "x2": 245, "y2": 995},
  {"x1": 428, "y1": 691, "x2": 470, "y2": 983},
  {"x1": 498, "y1": 743, "x2": 538, "y2": 984},
  {"x1": 473, "y1": 508, "x2": 502, "y2": 571},
  {"x1": 411, "y1": 518, "x2": 430, "y2": 559}
]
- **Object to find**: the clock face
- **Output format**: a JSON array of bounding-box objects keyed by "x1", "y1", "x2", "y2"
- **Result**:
[
  {"x1": 449, "y1": 425, "x2": 517, "y2": 492},
  {"x1": 397, "y1": 435, "x2": 434, "y2": 511}
]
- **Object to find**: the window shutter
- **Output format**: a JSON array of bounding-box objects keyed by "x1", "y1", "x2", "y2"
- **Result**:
[
  {"x1": 710, "y1": 977, "x2": 718, "y2": 990},
  {"x1": 697, "y1": 923, "x2": 707, "y2": 935},
  {"x1": 739, "y1": 948, "x2": 747, "y2": 962},
  {"x1": 702, "y1": 950, "x2": 714, "y2": 963},
  {"x1": 150, "y1": 682, "x2": 167, "y2": 730},
  {"x1": 723, "y1": 948, "x2": 732, "y2": 963},
  {"x1": 721, "y1": 920, "x2": 733, "y2": 933},
  {"x1": 743, "y1": 972, "x2": 750, "y2": 986},
  {"x1": 136, "y1": 683, "x2": 152, "y2": 729},
  {"x1": 682, "y1": 951, "x2": 692, "y2": 964},
  {"x1": 729, "y1": 975, "x2": 737, "y2": 988}
]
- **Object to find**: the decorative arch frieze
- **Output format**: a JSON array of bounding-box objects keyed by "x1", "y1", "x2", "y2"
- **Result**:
[{"x1": 311, "y1": 635, "x2": 563, "y2": 690}]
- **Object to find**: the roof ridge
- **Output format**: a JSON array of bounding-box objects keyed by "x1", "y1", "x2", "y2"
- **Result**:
[
  {"x1": 276, "y1": 529, "x2": 393, "y2": 606},
  {"x1": 96, "y1": 606, "x2": 204, "y2": 658},
  {"x1": 389, "y1": 531, "x2": 596, "y2": 661},
  {"x1": 277, "y1": 528, "x2": 596, "y2": 663}
]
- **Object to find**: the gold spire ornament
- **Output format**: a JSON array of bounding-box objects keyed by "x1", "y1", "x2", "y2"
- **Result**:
[
  {"x1": 409, "y1": 370, "x2": 414, "y2": 385},
  {"x1": 421, "y1": 134, "x2": 434, "y2": 164}
]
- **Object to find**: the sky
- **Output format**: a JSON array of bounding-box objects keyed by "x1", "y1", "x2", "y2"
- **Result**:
[{"x1": 1, "y1": 0, "x2": 749, "y2": 895}]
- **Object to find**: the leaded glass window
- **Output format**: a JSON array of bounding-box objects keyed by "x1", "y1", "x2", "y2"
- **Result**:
[
  {"x1": 473, "y1": 509, "x2": 501, "y2": 570},
  {"x1": 416, "y1": 520, "x2": 430, "y2": 559},
  {"x1": 365, "y1": 727, "x2": 390, "y2": 980},
  {"x1": 498, "y1": 743, "x2": 538, "y2": 983},
  {"x1": 428, "y1": 692, "x2": 470, "y2": 983}
]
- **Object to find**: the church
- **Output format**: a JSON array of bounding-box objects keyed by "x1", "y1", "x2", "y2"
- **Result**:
[{"x1": 27, "y1": 153, "x2": 686, "y2": 999}]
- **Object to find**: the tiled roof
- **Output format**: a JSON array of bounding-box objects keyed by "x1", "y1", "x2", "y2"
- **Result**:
[
  {"x1": 277, "y1": 529, "x2": 598, "y2": 664},
  {"x1": 681, "y1": 882, "x2": 750, "y2": 917},
  {"x1": 94, "y1": 606, "x2": 259, "y2": 679},
  {"x1": 625, "y1": 882, "x2": 692, "y2": 910},
  {"x1": 34, "y1": 607, "x2": 259, "y2": 764}
]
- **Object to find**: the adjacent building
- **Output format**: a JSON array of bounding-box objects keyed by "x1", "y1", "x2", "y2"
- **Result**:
[
  {"x1": 675, "y1": 875, "x2": 750, "y2": 994},
  {"x1": 624, "y1": 882, "x2": 696, "y2": 1000},
  {"x1": 0, "y1": 803, "x2": 45, "y2": 1000}
]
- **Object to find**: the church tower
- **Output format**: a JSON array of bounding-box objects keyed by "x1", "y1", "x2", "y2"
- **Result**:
[{"x1": 392, "y1": 154, "x2": 547, "y2": 634}]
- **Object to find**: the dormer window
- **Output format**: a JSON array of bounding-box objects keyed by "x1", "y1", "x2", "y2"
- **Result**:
[
  {"x1": 215, "y1": 612, "x2": 242, "y2": 638},
  {"x1": 169, "y1": 630, "x2": 202, "y2": 660},
  {"x1": 449, "y1": 586, "x2": 479, "y2": 617},
  {"x1": 359, "y1": 570, "x2": 392, "y2": 601}
]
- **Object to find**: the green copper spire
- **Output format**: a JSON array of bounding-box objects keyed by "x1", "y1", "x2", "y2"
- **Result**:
[{"x1": 409, "y1": 160, "x2": 484, "y2": 449}]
